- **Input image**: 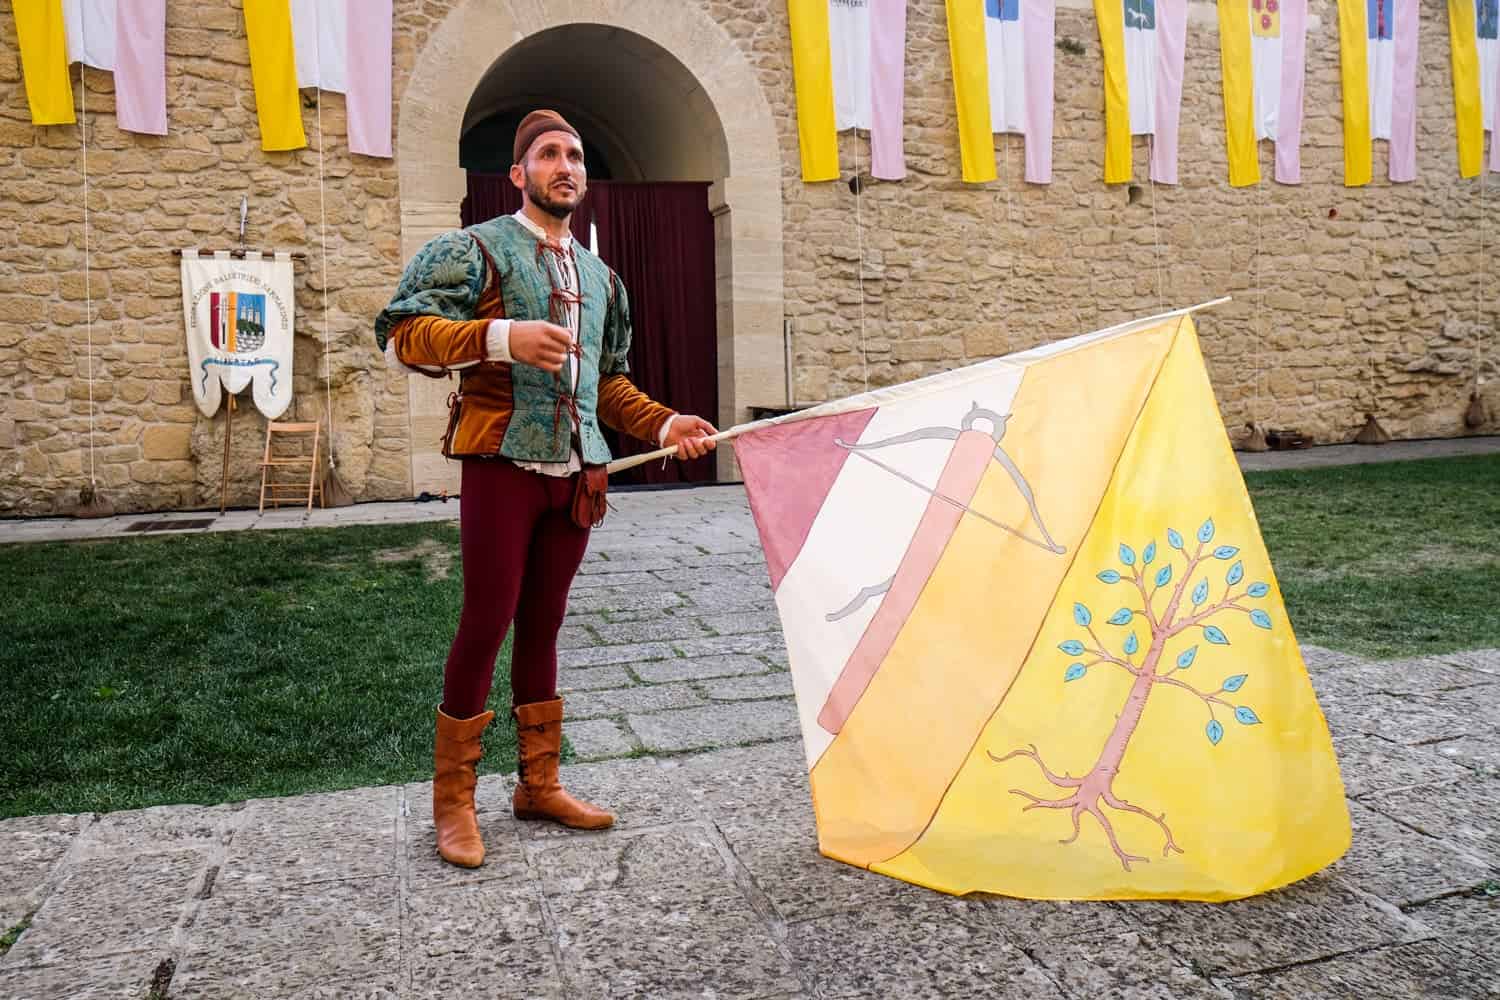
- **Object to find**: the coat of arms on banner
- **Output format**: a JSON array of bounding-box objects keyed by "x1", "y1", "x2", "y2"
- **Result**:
[{"x1": 180, "y1": 249, "x2": 296, "y2": 419}]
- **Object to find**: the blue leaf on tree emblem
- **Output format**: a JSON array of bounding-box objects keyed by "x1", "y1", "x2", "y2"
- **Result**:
[
  {"x1": 1143, "y1": 541, "x2": 1157, "y2": 565},
  {"x1": 1250, "y1": 609, "x2": 1272, "y2": 630},
  {"x1": 1198, "y1": 518, "x2": 1216, "y2": 544},
  {"x1": 1098, "y1": 570, "x2": 1122, "y2": 584},
  {"x1": 1064, "y1": 663, "x2": 1087, "y2": 682},
  {"x1": 1177, "y1": 645, "x2": 1199, "y2": 669},
  {"x1": 1222, "y1": 674, "x2": 1248, "y2": 693},
  {"x1": 1059, "y1": 640, "x2": 1086, "y2": 655},
  {"x1": 1107, "y1": 608, "x2": 1134, "y2": 625},
  {"x1": 1119, "y1": 544, "x2": 1136, "y2": 566},
  {"x1": 1204, "y1": 625, "x2": 1230, "y2": 645},
  {"x1": 1154, "y1": 565, "x2": 1172, "y2": 587},
  {"x1": 1168, "y1": 528, "x2": 1185, "y2": 550},
  {"x1": 1248, "y1": 582, "x2": 1271, "y2": 598},
  {"x1": 1226, "y1": 561, "x2": 1244, "y2": 586},
  {"x1": 1074, "y1": 603, "x2": 1092, "y2": 627},
  {"x1": 1207, "y1": 720, "x2": 1224, "y2": 745},
  {"x1": 1192, "y1": 579, "x2": 1209, "y2": 606},
  {"x1": 1213, "y1": 546, "x2": 1239, "y2": 560},
  {"x1": 1235, "y1": 706, "x2": 1261, "y2": 725},
  {"x1": 1124, "y1": 632, "x2": 1139, "y2": 655}
]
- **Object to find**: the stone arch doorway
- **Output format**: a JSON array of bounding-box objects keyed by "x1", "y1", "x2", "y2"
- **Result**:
[{"x1": 396, "y1": 2, "x2": 784, "y2": 494}]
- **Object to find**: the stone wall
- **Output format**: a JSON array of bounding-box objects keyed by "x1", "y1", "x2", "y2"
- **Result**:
[{"x1": 0, "y1": 0, "x2": 1495, "y2": 515}]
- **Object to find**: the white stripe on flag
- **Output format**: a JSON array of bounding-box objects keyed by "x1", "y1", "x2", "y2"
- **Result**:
[
  {"x1": 830, "y1": 0, "x2": 872, "y2": 130},
  {"x1": 1368, "y1": 38, "x2": 1395, "y2": 139},
  {"x1": 291, "y1": 0, "x2": 349, "y2": 93},
  {"x1": 1124, "y1": 11, "x2": 1157, "y2": 134},
  {"x1": 984, "y1": 12, "x2": 1027, "y2": 133},
  {"x1": 1250, "y1": 28, "x2": 1281, "y2": 140},
  {"x1": 1481, "y1": 31, "x2": 1498, "y2": 133},
  {"x1": 64, "y1": 0, "x2": 116, "y2": 70}
]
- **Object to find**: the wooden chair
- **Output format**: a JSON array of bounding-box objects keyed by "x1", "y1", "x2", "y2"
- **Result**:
[{"x1": 258, "y1": 421, "x2": 323, "y2": 512}]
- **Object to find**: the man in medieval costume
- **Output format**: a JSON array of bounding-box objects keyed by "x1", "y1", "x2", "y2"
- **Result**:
[{"x1": 374, "y1": 110, "x2": 717, "y2": 867}]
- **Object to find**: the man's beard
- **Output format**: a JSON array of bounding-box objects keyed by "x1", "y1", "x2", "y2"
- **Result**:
[{"x1": 524, "y1": 169, "x2": 580, "y2": 220}]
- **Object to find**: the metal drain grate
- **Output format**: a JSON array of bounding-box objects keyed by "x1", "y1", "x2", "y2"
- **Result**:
[{"x1": 124, "y1": 518, "x2": 217, "y2": 533}]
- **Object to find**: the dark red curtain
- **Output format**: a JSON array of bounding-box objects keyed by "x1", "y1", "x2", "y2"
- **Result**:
[{"x1": 461, "y1": 176, "x2": 718, "y2": 486}]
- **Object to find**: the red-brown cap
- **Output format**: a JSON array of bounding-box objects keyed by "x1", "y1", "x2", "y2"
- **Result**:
[{"x1": 513, "y1": 109, "x2": 581, "y2": 165}]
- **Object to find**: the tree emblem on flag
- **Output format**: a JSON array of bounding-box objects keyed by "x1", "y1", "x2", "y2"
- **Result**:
[{"x1": 991, "y1": 516, "x2": 1272, "y2": 871}]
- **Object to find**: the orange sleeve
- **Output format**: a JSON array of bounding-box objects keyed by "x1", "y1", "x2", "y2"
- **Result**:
[
  {"x1": 598, "y1": 374, "x2": 676, "y2": 445},
  {"x1": 388, "y1": 314, "x2": 490, "y2": 370}
]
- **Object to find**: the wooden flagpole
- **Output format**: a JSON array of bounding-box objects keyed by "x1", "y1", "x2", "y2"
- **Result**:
[{"x1": 607, "y1": 297, "x2": 1234, "y2": 476}]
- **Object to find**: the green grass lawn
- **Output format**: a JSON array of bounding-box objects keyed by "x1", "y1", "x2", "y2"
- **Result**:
[
  {"x1": 0, "y1": 521, "x2": 514, "y2": 819},
  {"x1": 1245, "y1": 454, "x2": 1500, "y2": 659},
  {"x1": 1, "y1": 453, "x2": 1497, "y2": 819}
]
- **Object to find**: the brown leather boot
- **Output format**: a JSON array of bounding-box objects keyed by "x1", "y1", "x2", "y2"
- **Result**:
[
  {"x1": 433, "y1": 707, "x2": 495, "y2": 867},
  {"x1": 512, "y1": 698, "x2": 614, "y2": 830}
]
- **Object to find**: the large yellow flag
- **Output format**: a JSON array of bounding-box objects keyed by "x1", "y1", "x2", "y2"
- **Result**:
[{"x1": 735, "y1": 311, "x2": 1350, "y2": 900}]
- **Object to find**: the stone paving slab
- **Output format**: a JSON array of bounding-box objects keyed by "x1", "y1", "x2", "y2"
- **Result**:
[
  {"x1": 0, "y1": 949, "x2": 162, "y2": 1000},
  {"x1": 1330, "y1": 800, "x2": 1496, "y2": 907},
  {"x1": 1223, "y1": 939, "x2": 1500, "y2": 999},
  {"x1": 170, "y1": 877, "x2": 400, "y2": 999},
  {"x1": 1126, "y1": 876, "x2": 1431, "y2": 977},
  {"x1": 628, "y1": 699, "x2": 801, "y2": 753},
  {"x1": 631, "y1": 652, "x2": 772, "y2": 684},
  {"x1": 562, "y1": 717, "x2": 639, "y2": 759}
]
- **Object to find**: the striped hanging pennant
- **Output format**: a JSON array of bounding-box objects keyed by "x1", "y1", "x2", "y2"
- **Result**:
[
  {"x1": 1337, "y1": 0, "x2": 1420, "y2": 185},
  {"x1": 1448, "y1": 0, "x2": 1500, "y2": 177},
  {"x1": 788, "y1": 0, "x2": 909, "y2": 182},
  {"x1": 1217, "y1": 0, "x2": 1308, "y2": 186},
  {"x1": 13, "y1": 0, "x2": 166, "y2": 133},
  {"x1": 1094, "y1": 0, "x2": 1189, "y2": 184},
  {"x1": 946, "y1": 0, "x2": 1056, "y2": 184},
  {"x1": 246, "y1": 0, "x2": 393, "y2": 156}
]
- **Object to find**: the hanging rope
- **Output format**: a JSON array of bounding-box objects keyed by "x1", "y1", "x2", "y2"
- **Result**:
[
  {"x1": 1477, "y1": 156, "x2": 1488, "y2": 392},
  {"x1": 316, "y1": 88, "x2": 336, "y2": 475},
  {"x1": 1145, "y1": 135, "x2": 1164, "y2": 310},
  {"x1": 1254, "y1": 171, "x2": 1269, "y2": 429},
  {"x1": 852, "y1": 131, "x2": 870, "y2": 393},
  {"x1": 80, "y1": 64, "x2": 98, "y2": 491}
]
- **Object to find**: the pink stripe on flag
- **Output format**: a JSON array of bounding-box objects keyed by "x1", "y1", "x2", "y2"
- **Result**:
[
  {"x1": 869, "y1": 0, "x2": 906, "y2": 180},
  {"x1": 1150, "y1": 0, "x2": 1187, "y2": 184},
  {"x1": 1388, "y1": 0, "x2": 1419, "y2": 182},
  {"x1": 737, "y1": 408, "x2": 879, "y2": 591},
  {"x1": 113, "y1": 0, "x2": 166, "y2": 136},
  {"x1": 1493, "y1": 49, "x2": 1500, "y2": 173},
  {"x1": 1274, "y1": 0, "x2": 1308, "y2": 184},
  {"x1": 344, "y1": 0, "x2": 392, "y2": 158},
  {"x1": 1022, "y1": 0, "x2": 1055, "y2": 183}
]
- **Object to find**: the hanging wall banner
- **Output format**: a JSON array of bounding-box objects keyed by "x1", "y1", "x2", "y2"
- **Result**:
[
  {"x1": 1337, "y1": 0, "x2": 1420, "y2": 185},
  {"x1": 1448, "y1": 0, "x2": 1500, "y2": 177},
  {"x1": 788, "y1": 0, "x2": 908, "y2": 181},
  {"x1": 1218, "y1": 0, "x2": 1309, "y2": 186},
  {"x1": 1094, "y1": 0, "x2": 1189, "y2": 184},
  {"x1": 181, "y1": 250, "x2": 296, "y2": 420},
  {"x1": 946, "y1": 0, "x2": 1056, "y2": 184}
]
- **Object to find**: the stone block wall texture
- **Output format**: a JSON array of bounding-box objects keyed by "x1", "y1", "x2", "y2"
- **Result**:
[{"x1": 0, "y1": 0, "x2": 1494, "y2": 515}]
